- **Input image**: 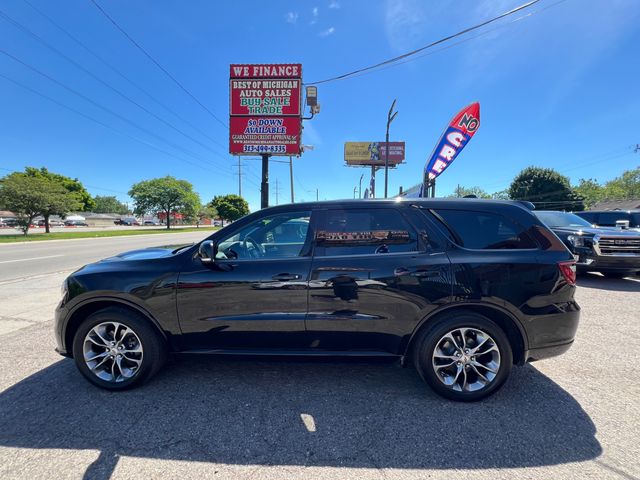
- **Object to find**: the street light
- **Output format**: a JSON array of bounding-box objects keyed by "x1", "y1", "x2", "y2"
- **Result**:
[
  {"x1": 358, "y1": 173, "x2": 364, "y2": 199},
  {"x1": 384, "y1": 99, "x2": 398, "y2": 199}
]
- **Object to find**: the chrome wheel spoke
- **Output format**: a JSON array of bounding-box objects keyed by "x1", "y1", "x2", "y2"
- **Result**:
[
  {"x1": 472, "y1": 360, "x2": 498, "y2": 374},
  {"x1": 89, "y1": 354, "x2": 110, "y2": 371}
]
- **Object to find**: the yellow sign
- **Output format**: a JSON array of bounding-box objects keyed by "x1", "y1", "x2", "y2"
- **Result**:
[{"x1": 344, "y1": 142, "x2": 405, "y2": 166}]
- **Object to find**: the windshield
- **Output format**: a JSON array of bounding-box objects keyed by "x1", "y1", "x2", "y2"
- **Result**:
[{"x1": 535, "y1": 211, "x2": 593, "y2": 228}]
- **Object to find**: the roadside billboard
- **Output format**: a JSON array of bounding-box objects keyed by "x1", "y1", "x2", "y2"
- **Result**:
[
  {"x1": 229, "y1": 64, "x2": 302, "y2": 156},
  {"x1": 344, "y1": 142, "x2": 405, "y2": 166}
]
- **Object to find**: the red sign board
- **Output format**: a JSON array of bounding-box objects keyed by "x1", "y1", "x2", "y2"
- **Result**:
[
  {"x1": 229, "y1": 64, "x2": 303, "y2": 156},
  {"x1": 229, "y1": 116, "x2": 301, "y2": 155},
  {"x1": 230, "y1": 64, "x2": 302, "y2": 78},
  {"x1": 230, "y1": 78, "x2": 301, "y2": 116}
]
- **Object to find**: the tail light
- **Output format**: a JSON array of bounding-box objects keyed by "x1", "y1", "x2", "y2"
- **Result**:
[{"x1": 558, "y1": 261, "x2": 577, "y2": 285}]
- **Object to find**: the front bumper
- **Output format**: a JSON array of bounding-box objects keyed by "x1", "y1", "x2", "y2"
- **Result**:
[{"x1": 575, "y1": 253, "x2": 640, "y2": 273}]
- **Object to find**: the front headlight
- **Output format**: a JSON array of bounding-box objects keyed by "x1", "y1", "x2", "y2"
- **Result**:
[{"x1": 567, "y1": 234, "x2": 585, "y2": 247}]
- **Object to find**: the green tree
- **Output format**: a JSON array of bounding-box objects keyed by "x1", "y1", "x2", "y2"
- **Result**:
[
  {"x1": 197, "y1": 205, "x2": 218, "y2": 227},
  {"x1": 602, "y1": 167, "x2": 640, "y2": 200},
  {"x1": 574, "y1": 178, "x2": 604, "y2": 209},
  {"x1": 0, "y1": 173, "x2": 79, "y2": 235},
  {"x1": 508, "y1": 167, "x2": 584, "y2": 211},
  {"x1": 24, "y1": 167, "x2": 94, "y2": 232},
  {"x1": 447, "y1": 185, "x2": 491, "y2": 198},
  {"x1": 129, "y1": 176, "x2": 200, "y2": 229},
  {"x1": 210, "y1": 194, "x2": 249, "y2": 225},
  {"x1": 93, "y1": 195, "x2": 129, "y2": 214}
]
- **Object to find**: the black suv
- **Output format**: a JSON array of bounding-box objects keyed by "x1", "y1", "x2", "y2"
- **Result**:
[
  {"x1": 535, "y1": 210, "x2": 640, "y2": 278},
  {"x1": 55, "y1": 199, "x2": 579, "y2": 401}
]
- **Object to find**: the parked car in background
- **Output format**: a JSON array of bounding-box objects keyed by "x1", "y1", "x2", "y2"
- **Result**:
[
  {"x1": 114, "y1": 217, "x2": 140, "y2": 226},
  {"x1": 534, "y1": 210, "x2": 640, "y2": 278},
  {"x1": 577, "y1": 210, "x2": 640, "y2": 232},
  {"x1": 143, "y1": 220, "x2": 161, "y2": 226},
  {"x1": 37, "y1": 219, "x2": 63, "y2": 227},
  {"x1": 0, "y1": 218, "x2": 19, "y2": 228},
  {"x1": 64, "y1": 220, "x2": 88, "y2": 227},
  {"x1": 55, "y1": 199, "x2": 580, "y2": 402}
]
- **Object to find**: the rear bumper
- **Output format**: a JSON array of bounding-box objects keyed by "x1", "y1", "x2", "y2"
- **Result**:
[
  {"x1": 522, "y1": 303, "x2": 580, "y2": 363},
  {"x1": 526, "y1": 340, "x2": 574, "y2": 362}
]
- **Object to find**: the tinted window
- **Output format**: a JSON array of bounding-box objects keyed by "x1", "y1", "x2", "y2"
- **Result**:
[
  {"x1": 578, "y1": 212, "x2": 597, "y2": 223},
  {"x1": 216, "y1": 211, "x2": 312, "y2": 260},
  {"x1": 316, "y1": 208, "x2": 418, "y2": 256},
  {"x1": 535, "y1": 211, "x2": 593, "y2": 228},
  {"x1": 596, "y1": 212, "x2": 631, "y2": 226},
  {"x1": 435, "y1": 209, "x2": 537, "y2": 250}
]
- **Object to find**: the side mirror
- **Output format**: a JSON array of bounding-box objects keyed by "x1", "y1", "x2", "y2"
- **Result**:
[{"x1": 198, "y1": 240, "x2": 215, "y2": 264}]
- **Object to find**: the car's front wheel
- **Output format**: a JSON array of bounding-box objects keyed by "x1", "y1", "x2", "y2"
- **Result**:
[
  {"x1": 72, "y1": 307, "x2": 166, "y2": 390},
  {"x1": 413, "y1": 311, "x2": 513, "y2": 401}
]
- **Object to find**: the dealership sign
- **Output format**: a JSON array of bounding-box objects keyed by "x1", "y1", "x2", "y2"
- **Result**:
[
  {"x1": 229, "y1": 117, "x2": 302, "y2": 155},
  {"x1": 344, "y1": 142, "x2": 406, "y2": 166},
  {"x1": 422, "y1": 102, "x2": 480, "y2": 185},
  {"x1": 229, "y1": 64, "x2": 302, "y2": 156}
]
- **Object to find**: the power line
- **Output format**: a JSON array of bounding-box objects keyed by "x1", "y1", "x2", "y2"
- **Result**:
[
  {"x1": 89, "y1": 0, "x2": 228, "y2": 129},
  {"x1": 0, "y1": 7, "x2": 228, "y2": 160},
  {"x1": 0, "y1": 72, "x2": 233, "y2": 179},
  {"x1": 22, "y1": 0, "x2": 228, "y2": 153},
  {"x1": 306, "y1": 0, "x2": 544, "y2": 85},
  {"x1": 0, "y1": 49, "x2": 228, "y2": 173}
]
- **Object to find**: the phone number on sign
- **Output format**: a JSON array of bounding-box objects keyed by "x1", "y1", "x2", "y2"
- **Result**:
[{"x1": 242, "y1": 145, "x2": 287, "y2": 153}]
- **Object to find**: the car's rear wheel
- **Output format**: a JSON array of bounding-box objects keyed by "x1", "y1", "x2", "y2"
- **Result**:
[
  {"x1": 413, "y1": 311, "x2": 513, "y2": 401},
  {"x1": 72, "y1": 307, "x2": 166, "y2": 390}
]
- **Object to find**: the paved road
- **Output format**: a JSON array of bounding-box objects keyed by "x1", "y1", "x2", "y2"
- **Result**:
[
  {"x1": 0, "y1": 235, "x2": 639, "y2": 479},
  {"x1": 0, "y1": 230, "x2": 211, "y2": 282}
]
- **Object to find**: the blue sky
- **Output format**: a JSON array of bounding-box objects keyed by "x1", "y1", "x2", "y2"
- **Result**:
[{"x1": 1, "y1": 0, "x2": 639, "y2": 211}]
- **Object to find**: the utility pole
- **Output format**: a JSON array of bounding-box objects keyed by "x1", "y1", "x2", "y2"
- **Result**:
[
  {"x1": 275, "y1": 178, "x2": 281, "y2": 205},
  {"x1": 289, "y1": 156, "x2": 295, "y2": 203},
  {"x1": 260, "y1": 153, "x2": 269, "y2": 209},
  {"x1": 353, "y1": 186, "x2": 357, "y2": 198},
  {"x1": 235, "y1": 157, "x2": 243, "y2": 197},
  {"x1": 384, "y1": 99, "x2": 398, "y2": 199},
  {"x1": 359, "y1": 173, "x2": 364, "y2": 199},
  {"x1": 370, "y1": 166, "x2": 376, "y2": 198},
  {"x1": 316, "y1": 188, "x2": 319, "y2": 201}
]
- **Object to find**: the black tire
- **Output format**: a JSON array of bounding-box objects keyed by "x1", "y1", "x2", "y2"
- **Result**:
[
  {"x1": 603, "y1": 272, "x2": 627, "y2": 279},
  {"x1": 72, "y1": 307, "x2": 166, "y2": 390},
  {"x1": 412, "y1": 311, "x2": 513, "y2": 402}
]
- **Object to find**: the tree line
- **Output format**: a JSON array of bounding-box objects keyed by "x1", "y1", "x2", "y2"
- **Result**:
[
  {"x1": 0, "y1": 167, "x2": 249, "y2": 235},
  {"x1": 448, "y1": 166, "x2": 640, "y2": 210}
]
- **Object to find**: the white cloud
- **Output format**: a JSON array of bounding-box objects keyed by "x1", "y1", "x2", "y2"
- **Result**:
[
  {"x1": 285, "y1": 11, "x2": 299, "y2": 24},
  {"x1": 312, "y1": 7, "x2": 319, "y2": 17},
  {"x1": 329, "y1": 1, "x2": 340, "y2": 9},
  {"x1": 318, "y1": 26, "x2": 335, "y2": 37},
  {"x1": 310, "y1": 6, "x2": 319, "y2": 24},
  {"x1": 385, "y1": 0, "x2": 427, "y2": 51}
]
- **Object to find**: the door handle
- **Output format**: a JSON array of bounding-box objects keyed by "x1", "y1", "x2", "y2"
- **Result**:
[{"x1": 272, "y1": 273, "x2": 302, "y2": 281}]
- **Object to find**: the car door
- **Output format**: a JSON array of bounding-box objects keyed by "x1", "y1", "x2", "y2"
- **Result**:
[
  {"x1": 305, "y1": 205, "x2": 452, "y2": 355},
  {"x1": 176, "y1": 207, "x2": 317, "y2": 351}
]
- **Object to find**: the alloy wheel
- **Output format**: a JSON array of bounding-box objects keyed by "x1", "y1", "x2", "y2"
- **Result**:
[
  {"x1": 431, "y1": 327, "x2": 501, "y2": 392},
  {"x1": 83, "y1": 321, "x2": 144, "y2": 383}
]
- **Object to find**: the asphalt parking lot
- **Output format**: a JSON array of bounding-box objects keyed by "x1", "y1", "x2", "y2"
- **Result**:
[{"x1": 0, "y1": 236, "x2": 638, "y2": 479}]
